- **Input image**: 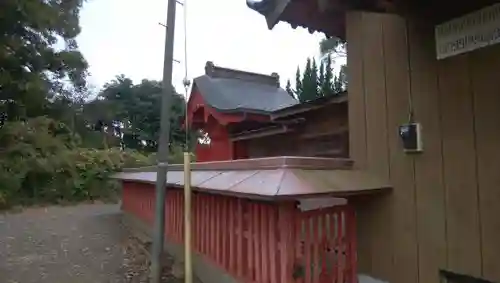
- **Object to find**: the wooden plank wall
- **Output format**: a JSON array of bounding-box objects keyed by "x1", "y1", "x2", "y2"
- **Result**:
[
  {"x1": 246, "y1": 103, "x2": 348, "y2": 158},
  {"x1": 346, "y1": 11, "x2": 500, "y2": 283}
]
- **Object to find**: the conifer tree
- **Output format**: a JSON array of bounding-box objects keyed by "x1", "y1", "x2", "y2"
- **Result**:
[
  {"x1": 285, "y1": 79, "x2": 294, "y2": 98},
  {"x1": 322, "y1": 55, "x2": 334, "y2": 97},
  {"x1": 318, "y1": 60, "x2": 326, "y2": 97},
  {"x1": 294, "y1": 67, "x2": 303, "y2": 100},
  {"x1": 311, "y1": 58, "x2": 320, "y2": 99},
  {"x1": 301, "y1": 58, "x2": 316, "y2": 102}
]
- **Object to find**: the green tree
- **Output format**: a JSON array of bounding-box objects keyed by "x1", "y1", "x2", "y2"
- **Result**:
[
  {"x1": 84, "y1": 76, "x2": 194, "y2": 153},
  {"x1": 321, "y1": 55, "x2": 334, "y2": 97},
  {"x1": 294, "y1": 67, "x2": 303, "y2": 99},
  {"x1": 318, "y1": 60, "x2": 325, "y2": 97},
  {"x1": 319, "y1": 37, "x2": 346, "y2": 58},
  {"x1": 285, "y1": 79, "x2": 294, "y2": 98},
  {"x1": 333, "y1": 65, "x2": 347, "y2": 93},
  {"x1": 300, "y1": 58, "x2": 317, "y2": 102},
  {"x1": 0, "y1": 0, "x2": 89, "y2": 121},
  {"x1": 319, "y1": 37, "x2": 347, "y2": 95},
  {"x1": 311, "y1": 58, "x2": 320, "y2": 99}
]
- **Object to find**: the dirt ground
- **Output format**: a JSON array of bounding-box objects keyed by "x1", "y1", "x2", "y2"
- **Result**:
[{"x1": 0, "y1": 203, "x2": 181, "y2": 283}]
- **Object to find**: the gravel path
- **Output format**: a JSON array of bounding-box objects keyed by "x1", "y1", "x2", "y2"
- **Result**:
[{"x1": 0, "y1": 203, "x2": 166, "y2": 283}]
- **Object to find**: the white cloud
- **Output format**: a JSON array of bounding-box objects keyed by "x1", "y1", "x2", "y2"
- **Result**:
[{"x1": 77, "y1": 0, "x2": 328, "y2": 97}]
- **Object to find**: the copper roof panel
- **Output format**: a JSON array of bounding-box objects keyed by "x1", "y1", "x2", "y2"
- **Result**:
[
  {"x1": 197, "y1": 170, "x2": 260, "y2": 191},
  {"x1": 190, "y1": 171, "x2": 223, "y2": 186},
  {"x1": 114, "y1": 157, "x2": 391, "y2": 199},
  {"x1": 279, "y1": 169, "x2": 391, "y2": 196},
  {"x1": 229, "y1": 169, "x2": 285, "y2": 196}
]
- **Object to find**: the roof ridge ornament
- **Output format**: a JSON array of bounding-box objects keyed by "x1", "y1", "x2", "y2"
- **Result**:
[{"x1": 204, "y1": 60, "x2": 280, "y2": 87}]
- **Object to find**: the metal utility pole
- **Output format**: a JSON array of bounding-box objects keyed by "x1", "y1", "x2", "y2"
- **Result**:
[{"x1": 151, "y1": 0, "x2": 177, "y2": 281}]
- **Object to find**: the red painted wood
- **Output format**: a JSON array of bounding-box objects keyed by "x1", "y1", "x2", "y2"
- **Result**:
[
  {"x1": 260, "y1": 204, "x2": 269, "y2": 282},
  {"x1": 247, "y1": 202, "x2": 253, "y2": 281},
  {"x1": 229, "y1": 198, "x2": 235, "y2": 273},
  {"x1": 347, "y1": 207, "x2": 358, "y2": 283},
  {"x1": 222, "y1": 197, "x2": 229, "y2": 270},
  {"x1": 253, "y1": 203, "x2": 261, "y2": 282},
  {"x1": 313, "y1": 216, "x2": 320, "y2": 283},
  {"x1": 174, "y1": 191, "x2": 179, "y2": 242},
  {"x1": 237, "y1": 199, "x2": 244, "y2": 278},
  {"x1": 122, "y1": 182, "x2": 358, "y2": 283},
  {"x1": 268, "y1": 206, "x2": 278, "y2": 283},
  {"x1": 216, "y1": 198, "x2": 222, "y2": 265},
  {"x1": 210, "y1": 195, "x2": 216, "y2": 260}
]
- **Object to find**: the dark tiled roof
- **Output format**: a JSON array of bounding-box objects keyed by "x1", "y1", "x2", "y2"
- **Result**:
[{"x1": 192, "y1": 61, "x2": 299, "y2": 114}]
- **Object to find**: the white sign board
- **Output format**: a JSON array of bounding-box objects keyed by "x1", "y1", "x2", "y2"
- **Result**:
[{"x1": 435, "y1": 3, "x2": 500, "y2": 59}]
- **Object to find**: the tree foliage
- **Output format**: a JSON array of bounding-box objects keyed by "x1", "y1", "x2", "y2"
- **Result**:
[
  {"x1": 319, "y1": 37, "x2": 347, "y2": 58},
  {"x1": 0, "y1": 0, "x2": 89, "y2": 122},
  {"x1": 292, "y1": 55, "x2": 345, "y2": 102},
  {"x1": 84, "y1": 75, "x2": 195, "y2": 153},
  {"x1": 0, "y1": 2, "x2": 196, "y2": 209},
  {"x1": 285, "y1": 79, "x2": 294, "y2": 98},
  {"x1": 0, "y1": 117, "x2": 151, "y2": 208}
]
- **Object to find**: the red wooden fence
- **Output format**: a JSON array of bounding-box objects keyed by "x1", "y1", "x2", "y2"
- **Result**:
[{"x1": 122, "y1": 181, "x2": 357, "y2": 283}]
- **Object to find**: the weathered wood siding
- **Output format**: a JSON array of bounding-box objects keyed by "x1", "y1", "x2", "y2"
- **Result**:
[
  {"x1": 246, "y1": 102, "x2": 348, "y2": 158},
  {"x1": 346, "y1": 11, "x2": 500, "y2": 283}
]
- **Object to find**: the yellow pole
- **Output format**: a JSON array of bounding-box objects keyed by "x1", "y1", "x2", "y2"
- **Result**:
[{"x1": 183, "y1": 152, "x2": 192, "y2": 283}]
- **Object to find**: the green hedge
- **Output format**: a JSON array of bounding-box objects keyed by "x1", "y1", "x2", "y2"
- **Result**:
[{"x1": 0, "y1": 117, "x2": 152, "y2": 209}]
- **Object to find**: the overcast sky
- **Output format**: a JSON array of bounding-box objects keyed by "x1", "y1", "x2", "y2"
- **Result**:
[{"x1": 76, "y1": 0, "x2": 339, "y2": 97}]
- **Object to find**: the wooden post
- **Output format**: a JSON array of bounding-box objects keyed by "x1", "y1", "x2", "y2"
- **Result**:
[{"x1": 184, "y1": 152, "x2": 192, "y2": 283}]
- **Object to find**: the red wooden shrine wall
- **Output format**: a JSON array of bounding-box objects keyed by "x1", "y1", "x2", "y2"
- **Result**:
[{"x1": 122, "y1": 181, "x2": 358, "y2": 283}]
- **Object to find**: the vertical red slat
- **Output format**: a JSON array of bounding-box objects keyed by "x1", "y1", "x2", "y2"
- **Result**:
[
  {"x1": 331, "y1": 210, "x2": 338, "y2": 282},
  {"x1": 193, "y1": 194, "x2": 198, "y2": 252},
  {"x1": 210, "y1": 195, "x2": 216, "y2": 261},
  {"x1": 179, "y1": 191, "x2": 183, "y2": 243},
  {"x1": 180, "y1": 190, "x2": 184, "y2": 243},
  {"x1": 206, "y1": 194, "x2": 211, "y2": 256},
  {"x1": 197, "y1": 194, "x2": 202, "y2": 253},
  {"x1": 260, "y1": 204, "x2": 269, "y2": 282},
  {"x1": 200, "y1": 194, "x2": 206, "y2": 254},
  {"x1": 312, "y1": 215, "x2": 320, "y2": 283},
  {"x1": 174, "y1": 191, "x2": 179, "y2": 242},
  {"x1": 339, "y1": 210, "x2": 345, "y2": 283},
  {"x1": 173, "y1": 191, "x2": 177, "y2": 242},
  {"x1": 216, "y1": 197, "x2": 222, "y2": 265},
  {"x1": 205, "y1": 195, "x2": 210, "y2": 257},
  {"x1": 222, "y1": 197, "x2": 229, "y2": 270},
  {"x1": 269, "y1": 206, "x2": 278, "y2": 283},
  {"x1": 191, "y1": 193, "x2": 196, "y2": 251},
  {"x1": 237, "y1": 199, "x2": 244, "y2": 278},
  {"x1": 347, "y1": 207, "x2": 358, "y2": 283},
  {"x1": 166, "y1": 191, "x2": 171, "y2": 238},
  {"x1": 199, "y1": 194, "x2": 204, "y2": 254},
  {"x1": 320, "y1": 214, "x2": 327, "y2": 279},
  {"x1": 304, "y1": 215, "x2": 312, "y2": 283},
  {"x1": 207, "y1": 195, "x2": 212, "y2": 259},
  {"x1": 253, "y1": 203, "x2": 261, "y2": 282},
  {"x1": 247, "y1": 201, "x2": 254, "y2": 281},
  {"x1": 179, "y1": 191, "x2": 182, "y2": 242},
  {"x1": 229, "y1": 198, "x2": 235, "y2": 273},
  {"x1": 279, "y1": 203, "x2": 293, "y2": 283},
  {"x1": 170, "y1": 192, "x2": 177, "y2": 241},
  {"x1": 172, "y1": 191, "x2": 176, "y2": 241}
]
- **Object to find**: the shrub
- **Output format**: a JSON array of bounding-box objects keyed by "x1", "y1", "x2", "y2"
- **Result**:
[{"x1": 0, "y1": 117, "x2": 152, "y2": 209}]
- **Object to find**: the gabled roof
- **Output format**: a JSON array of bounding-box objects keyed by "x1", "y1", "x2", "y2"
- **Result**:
[{"x1": 192, "y1": 61, "x2": 299, "y2": 115}]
